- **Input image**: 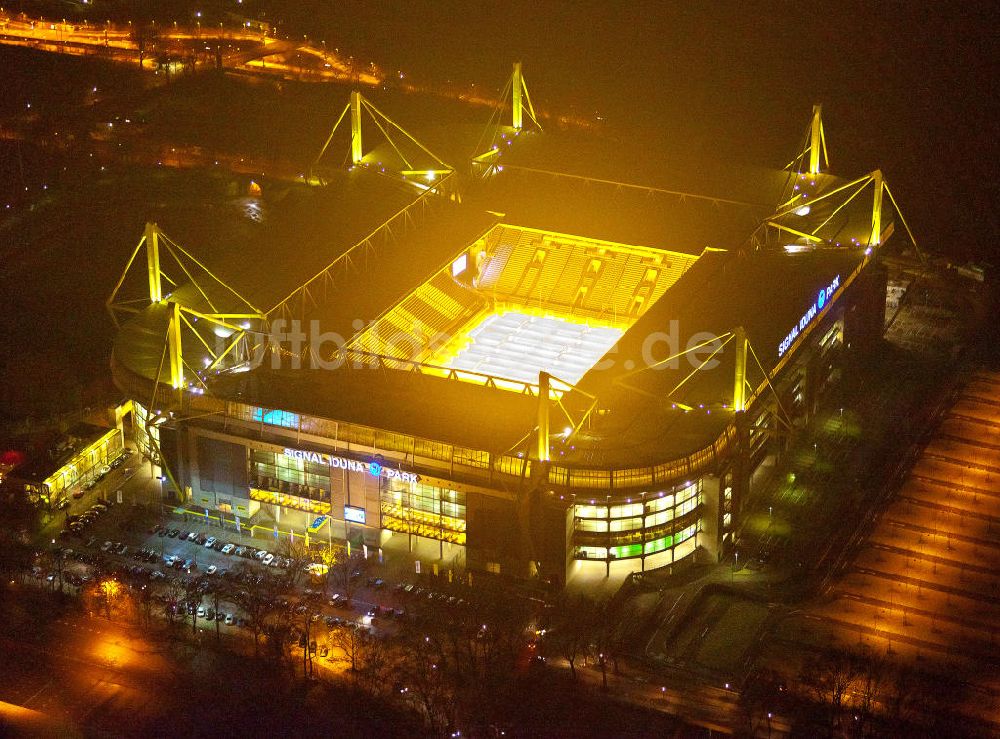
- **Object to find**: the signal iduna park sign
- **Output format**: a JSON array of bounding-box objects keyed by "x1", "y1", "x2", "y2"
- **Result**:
[
  {"x1": 778, "y1": 274, "x2": 841, "y2": 358},
  {"x1": 283, "y1": 448, "x2": 419, "y2": 483}
]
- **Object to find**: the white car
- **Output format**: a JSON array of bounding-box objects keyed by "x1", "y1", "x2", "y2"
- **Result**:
[
  {"x1": 101, "y1": 541, "x2": 113, "y2": 552},
  {"x1": 187, "y1": 531, "x2": 199, "y2": 541},
  {"x1": 221, "y1": 543, "x2": 235, "y2": 555},
  {"x1": 255, "y1": 549, "x2": 268, "y2": 560},
  {"x1": 197, "y1": 605, "x2": 205, "y2": 618},
  {"x1": 204, "y1": 536, "x2": 217, "y2": 548},
  {"x1": 164, "y1": 555, "x2": 178, "y2": 566},
  {"x1": 224, "y1": 613, "x2": 234, "y2": 625},
  {"x1": 262, "y1": 553, "x2": 274, "y2": 566},
  {"x1": 206, "y1": 565, "x2": 218, "y2": 575}
]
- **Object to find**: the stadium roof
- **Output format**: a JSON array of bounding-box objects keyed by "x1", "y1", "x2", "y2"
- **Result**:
[
  {"x1": 148, "y1": 168, "x2": 418, "y2": 310},
  {"x1": 466, "y1": 165, "x2": 767, "y2": 254},
  {"x1": 563, "y1": 247, "x2": 867, "y2": 466},
  {"x1": 210, "y1": 366, "x2": 538, "y2": 455}
]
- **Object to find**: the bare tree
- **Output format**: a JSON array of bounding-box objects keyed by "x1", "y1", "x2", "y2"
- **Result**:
[
  {"x1": 329, "y1": 621, "x2": 367, "y2": 673},
  {"x1": 183, "y1": 578, "x2": 203, "y2": 636},
  {"x1": 542, "y1": 593, "x2": 597, "y2": 680},
  {"x1": 275, "y1": 537, "x2": 313, "y2": 592},
  {"x1": 326, "y1": 547, "x2": 368, "y2": 606},
  {"x1": 799, "y1": 647, "x2": 860, "y2": 730},
  {"x1": 229, "y1": 562, "x2": 282, "y2": 657},
  {"x1": 357, "y1": 632, "x2": 395, "y2": 699}
]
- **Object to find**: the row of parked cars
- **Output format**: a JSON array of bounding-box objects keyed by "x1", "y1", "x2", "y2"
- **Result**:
[
  {"x1": 151, "y1": 524, "x2": 294, "y2": 569},
  {"x1": 59, "y1": 502, "x2": 110, "y2": 538}
]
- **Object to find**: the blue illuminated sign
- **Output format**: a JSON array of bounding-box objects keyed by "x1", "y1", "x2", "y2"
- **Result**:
[{"x1": 778, "y1": 274, "x2": 841, "y2": 358}]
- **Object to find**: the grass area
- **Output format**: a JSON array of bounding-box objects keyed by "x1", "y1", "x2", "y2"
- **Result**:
[
  {"x1": 695, "y1": 599, "x2": 770, "y2": 673},
  {"x1": 648, "y1": 592, "x2": 770, "y2": 676}
]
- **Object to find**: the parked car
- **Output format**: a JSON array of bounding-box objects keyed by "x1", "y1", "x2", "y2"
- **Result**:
[
  {"x1": 224, "y1": 613, "x2": 234, "y2": 625},
  {"x1": 204, "y1": 537, "x2": 217, "y2": 549},
  {"x1": 221, "y1": 543, "x2": 235, "y2": 555},
  {"x1": 206, "y1": 565, "x2": 218, "y2": 575},
  {"x1": 262, "y1": 553, "x2": 274, "y2": 566}
]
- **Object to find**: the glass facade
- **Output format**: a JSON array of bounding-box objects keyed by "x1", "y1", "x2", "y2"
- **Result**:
[
  {"x1": 134, "y1": 403, "x2": 160, "y2": 461},
  {"x1": 381, "y1": 479, "x2": 467, "y2": 544},
  {"x1": 250, "y1": 449, "x2": 331, "y2": 503},
  {"x1": 41, "y1": 429, "x2": 124, "y2": 501},
  {"x1": 572, "y1": 480, "x2": 701, "y2": 562}
]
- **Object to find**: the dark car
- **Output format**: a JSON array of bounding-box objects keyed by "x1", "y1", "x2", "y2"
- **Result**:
[{"x1": 167, "y1": 529, "x2": 180, "y2": 538}]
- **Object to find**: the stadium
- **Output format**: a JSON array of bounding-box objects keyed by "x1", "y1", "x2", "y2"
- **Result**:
[{"x1": 107, "y1": 65, "x2": 908, "y2": 585}]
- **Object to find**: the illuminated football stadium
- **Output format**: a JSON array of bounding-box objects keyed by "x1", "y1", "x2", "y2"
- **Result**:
[{"x1": 107, "y1": 66, "x2": 910, "y2": 584}]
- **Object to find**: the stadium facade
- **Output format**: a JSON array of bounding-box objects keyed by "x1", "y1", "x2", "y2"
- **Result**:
[{"x1": 107, "y1": 71, "x2": 904, "y2": 584}]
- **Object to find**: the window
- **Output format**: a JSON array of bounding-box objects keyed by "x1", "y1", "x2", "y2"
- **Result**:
[
  {"x1": 609, "y1": 543, "x2": 642, "y2": 559},
  {"x1": 575, "y1": 504, "x2": 608, "y2": 519},
  {"x1": 645, "y1": 510, "x2": 672, "y2": 527},
  {"x1": 610, "y1": 502, "x2": 644, "y2": 518},
  {"x1": 251, "y1": 408, "x2": 299, "y2": 429},
  {"x1": 609, "y1": 517, "x2": 643, "y2": 532}
]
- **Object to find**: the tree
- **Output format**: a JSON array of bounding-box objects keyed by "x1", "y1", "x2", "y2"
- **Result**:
[
  {"x1": 394, "y1": 623, "x2": 457, "y2": 737},
  {"x1": 591, "y1": 598, "x2": 627, "y2": 691},
  {"x1": 326, "y1": 547, "x2": 368, "y2": 606},
  {"x1": 357, "y1": 631, "x2": 394, "y2": 699},
  {"x1": 162, "y1": 579, "x2": 184, "y2": 627},
  {"x1": 275, "y1": 537, "x2": 312, "y2": 592},
  {"x1": 229, "y1": 561, "x2": 283, "y2": 657},
  {"x1": 329, "y1": 621, "x2": 367, "y2": 673},
  {"x1": 209, "y1": 580, "x2": 225, "y2": 643},
  {"x1": 183, "y1": 578, "x2": 203, "y2": 636},
  {"x1": 397, "y1": 580, "x2": 532, "y2": 735},
  {"x1": 542, "y1": 593, "x2": 597, "y2": 680},
  {"x1": 799, "y1": 647, "x2": 861, "y2": 730},
  {"x1": 739, "y1": 668, "x2": 785, "y2": 736}
]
